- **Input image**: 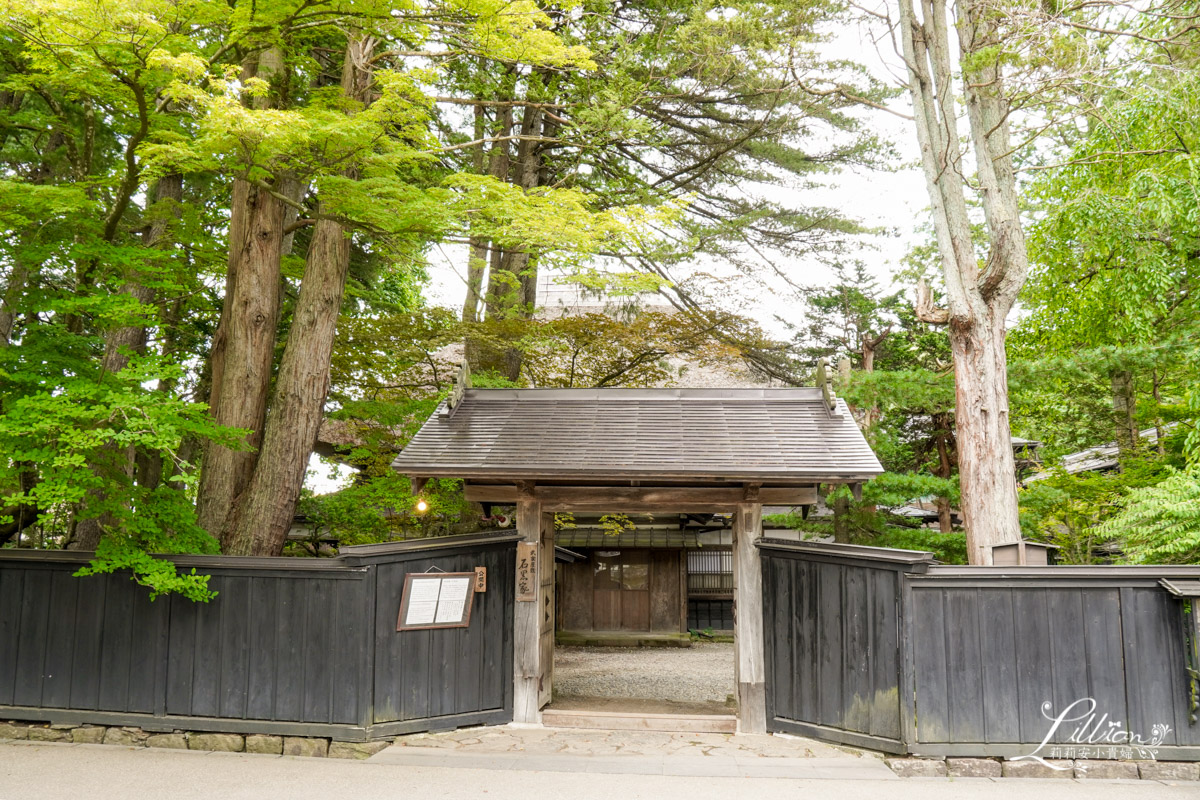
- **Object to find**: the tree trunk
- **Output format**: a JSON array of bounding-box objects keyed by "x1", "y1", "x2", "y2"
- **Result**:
[
  {"x1": 935, "y1": 498, "x2": 953, "y2": 534},
  {"x1": 831, "y1": 491, "x2": 851, "y2": 544},
  {"x1": 482, "y1": 102, "x2": 545, "y2": 381},
  {"x1": 899, "y1": 0, "x2": 1028, "y2": 563},
  {"x1": 223, "y1": 210, "x2": 351, "y2": 555},
  {"x1": 0, "y1": 259, "x2": 28, "y2": 347},
  {"x1": 1152, "y1": 369, "x2": 1166, "y2": 456},
  {"x1": 932, "y1": 411, "x2": 956, "y2": 533},
  {"x1": 196, "y1": 177, "x2": 287, "y2": 545},
  {"x1": 0, "y1": 466, "x2": 41, "y2": 546},
  {"x1": 1110, "y1": 368, "x2": 1138, "y2": 458},
  {"x1": 220, "y1": 37, "x2": 374, "y2": 556},
  {"x1": 71, "y1": 174, "x2": 183, "y2": 551},
  {"x1": 471, "y1": 76, "x2": 518, "y2": 375},
  {"x1": 463, "y1": 99, "x2": 488, "y2": 325},
  {"x1": 196, "y1": 46, "x2": 296, "y2": 548},
  {"x1": 949, "y1": 311, "x2": 1020, "y2": 563}
]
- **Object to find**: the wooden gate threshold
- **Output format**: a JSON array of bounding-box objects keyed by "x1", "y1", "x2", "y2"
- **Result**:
[{"x1": 541, "y1": 708, "x2": 737, "y2": 734}]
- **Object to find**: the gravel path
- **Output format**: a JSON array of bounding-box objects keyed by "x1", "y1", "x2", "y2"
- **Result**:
[{"x1": 553, "y1": 643, "x2": 735, "y2": 710}]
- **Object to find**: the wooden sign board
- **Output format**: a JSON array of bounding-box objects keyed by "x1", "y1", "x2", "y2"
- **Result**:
[
  {"x1": 396, "y1": 573, "x2": 476, "y2": 631},
  {"x1": 516, "y1": 542, "x2": 537, "y2": 602},
  {"x1": 474, "y1": 566, "x2": 487, "y2": 592}
]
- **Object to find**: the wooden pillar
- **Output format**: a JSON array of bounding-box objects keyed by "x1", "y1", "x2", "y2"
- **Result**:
[
  {"x1": 514, "y1": 483, "x2": 542, "y2": 724},
  {"x1": 538, "y1": 510, "x2": 555, "y2": 709},
  {"x1": 733, "y1": 501, "x2": 766, "y2": 733}
]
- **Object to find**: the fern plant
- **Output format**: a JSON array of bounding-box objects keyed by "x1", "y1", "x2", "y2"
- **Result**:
[{"x1": 1101, "y1": 470, "x2": 1200, "y2": 564}]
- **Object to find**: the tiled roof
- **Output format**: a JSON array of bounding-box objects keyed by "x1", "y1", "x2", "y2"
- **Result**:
[{"x1": 392, "y1": 387, "x2": 883, "y2": 482}]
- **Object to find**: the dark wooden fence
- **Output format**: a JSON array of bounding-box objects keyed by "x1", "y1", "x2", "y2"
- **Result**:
[
  {"x1": 761, "y1": 538, "x2": 1200, "y2": 760},
  {"x1": 0, "y1": 532, "x2": 518, "y2": 741}
]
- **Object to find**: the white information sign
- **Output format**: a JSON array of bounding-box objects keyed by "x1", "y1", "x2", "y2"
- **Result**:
[
  {"x1": 397, "y1": 573, "x2": 476, "y2": 630},
  {"x1": 433, "y1": 577, "x2": 472, "y2": 624}
]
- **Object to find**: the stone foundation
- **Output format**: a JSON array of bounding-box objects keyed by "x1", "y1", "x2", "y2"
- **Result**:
[
  {"x1": 886, "y1": 756, "x2": 1198, "y2": 781},
  {"x1": 0, "y1": 720, "x2": 384, "y2": 759}
]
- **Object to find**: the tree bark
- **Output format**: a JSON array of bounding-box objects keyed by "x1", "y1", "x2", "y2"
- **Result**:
[
  {"x1": 1110, "y1": 368, "x2": 1138, "y2": 457},
  {"x1": 1151, "y1": 369, "x2": 1166, "y2": 456},
  {"x1": 948, "y1": 310, "x2": 1020, "y2": 562},
  {"x1": 222, "y1": 210, "x2": 351, "y2": 555},
  {"x1": 71, "y1": 174, "x2": 183, "y2": 551},
  {"x1": 932, "y1": 411, "x2": 956, "y2": 533},
  {"x1": 220, "y1": 36, "x2": 374, "y2": 556},
  {"x1": 483, "y1": 102, "x2": 545, "y2": 381},
  {"x1": 899, "y1": 0, "x2": 1027, "y2": 563},
  {"x1": 196, "y1": 176, "x2": 287, "y2": 545},
  {"x1": 831, "y1": 491, "x2": 851, "y2": 544},
  {"x1": 0, "y1": 259, "x2": 28, "y2": 347},
  {"x1": 195, "y1": 47, "x2": 296, "y2": 547},
  {"x1": 0, "y1": 466, "x2": 41, "y2": 546},
  {"x1": 463, "y1": 98, "x2": 488, "y2": 325}
]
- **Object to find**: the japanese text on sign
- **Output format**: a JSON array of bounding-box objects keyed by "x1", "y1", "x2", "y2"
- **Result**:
[{"x1": 516, "y1": 542, "x2": 537, "y2": 601}]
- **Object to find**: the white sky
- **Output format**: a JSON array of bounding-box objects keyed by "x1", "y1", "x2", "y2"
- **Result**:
[
  {"x1": 306, "y1": 13, "x2": 930, "y2": 495},
  {"x1": 423, "y1": 16, "x2": 928, "y2": 334}
]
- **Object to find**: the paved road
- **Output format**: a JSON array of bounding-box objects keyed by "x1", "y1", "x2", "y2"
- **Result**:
[{"x1": 3, "y1": 741, "x2": 1197, "y2": 800}]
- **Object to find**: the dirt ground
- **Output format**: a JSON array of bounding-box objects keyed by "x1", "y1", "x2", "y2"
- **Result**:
[{"x1": 551, "y1": 642, "x2": 736, "y2": 715}]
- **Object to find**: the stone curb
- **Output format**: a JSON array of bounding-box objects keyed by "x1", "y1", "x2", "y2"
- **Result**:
[
  {"x1": 886, "y1": 756, "x2": 1199, "y2": 781},
  {"x1": 0, "y1": 720, "x2": 385, "y2": 759}
]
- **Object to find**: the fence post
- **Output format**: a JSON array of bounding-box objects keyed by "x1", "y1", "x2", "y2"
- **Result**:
[
  {"x1": 513, "y1": 482, "x2": 542, "y2": 724},
  {"x1": 734, "y1": 500, "x2": 766, "y2": 733}
]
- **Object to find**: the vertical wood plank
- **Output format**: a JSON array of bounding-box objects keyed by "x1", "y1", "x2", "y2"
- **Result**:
[
  {"x1": 1013, "y1": 588, "x2": 1053, "y2": 743},
  {"x1": 13, "y1": 569, "x2": 52, "y2": 707},
  {"x1": 218, "y1": 576, "x2": 250, "y2": 719},
  {"x1": 165, "y1": 593, "x2": 196, "y2": 715},
  {"x1": 69, "y1": 572, "x2": 106, "y2": 711},
  {"x1": 1122, "y1": 587, "x2": 1184, "y2": 745},
  {"x1": 733, "y1": 501, "x2": 766, "y2": 733},
  {"x1": 945, "y1": 588, "x2": 984, "y2": 743},
  {"x1": 332, "y1": 578, "x2": 365, "y2": 724},
  {"x1": 459, "y1": 556, "x2": 484, "y2": 714},
  {"x1": 766, "y1": 555, "x2": 790, "y2": 724},
  {"x1": 1047, "y1": 588, "x2": 1091, "y2": 730},
  {"x1": 561, "y1": 562, "x2": 592, "y2": 632},
  {"x1": 512, "y1": 486, "x2": 541, "y2": 723},
  {"x1": 97, "y1": 574, "x2": 135, "y2": 712},
  {"x1": 302, "y1": 578, "x2": 334, "y2": 723},
  {"x1": 867, "y1": 568, "x2": 901, "y2": 739},
  {"x1": 649, "y1": 550, "x2": 678, "y2": 632},
  {"x1": 41, "y1": 569, "x2": 79, "y2": 708},
  {"x1": 679, "y1": 548, "x2": 689, "y2": 633},
  {"x1": 1081, "y1": 587, "x2": 1127, "y2": 735},
  {"x1": 372, "y1": 563, "x2": 400, "y2": 724},
  {"x1": 842, "y1": 565, "x2": 870, "y2": 733},
  {"x1": 978, "y1": 588, "x2": 1020, "y2": 742},
  {"x1": 401, "y1": 560, "x2": 433, "y2": 721},
  {"x1": 911, "y1": 587, "x2": 948, "y2": 742},
  {"x1": 246, "y1": 577, "x2": 277, "y2": 720},
  {"x1": 816, "y1": 562, "x2": 844, "y2": 728},
  {"x1": 797, "y1": 559, "x2": 818, "y2": 722},
  {"x1": 359, "y1": 564, "x2": 378, "y2": 728},
  {"x1": 127, "y1": 580, "x2": 164, "y2": 714},
  {"x1": 538, "y1": 511, "x2": 555, "y2": 709},
  {"x1": 0, "y1": 567, "x2": 24, "y2": 706},
  {"x1": 273, "y1": 576, "x2": 306, "y2": 721}
]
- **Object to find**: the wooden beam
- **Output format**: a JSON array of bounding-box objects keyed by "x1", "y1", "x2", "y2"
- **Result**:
[
  {"x1": 513, "y1": 483, "x2": 541, "y2": 724},
  {"x1": 463, "y1": 484, "x2": 519, "y2": 503},
  {"x1": 410, "y1": 477, "x2": 428, "y2": 496},
  {"x1": 733, "y1": 502, "x2": 766, "y2": 734},
  {"x1": 533, "y1": 486, "x2": 817, "y2": 510}
]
